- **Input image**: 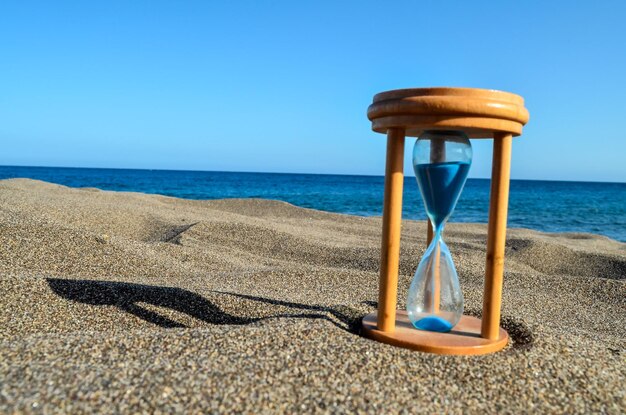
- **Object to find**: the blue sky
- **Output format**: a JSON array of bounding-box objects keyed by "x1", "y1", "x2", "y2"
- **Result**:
[{"x1": 1, "y1": 1, "x2": 625, "y2": 182}]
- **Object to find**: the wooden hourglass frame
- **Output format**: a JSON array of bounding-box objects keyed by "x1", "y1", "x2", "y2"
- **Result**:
[{"x1": 362, "y1": 87, "x2": 529, "y2": 355}]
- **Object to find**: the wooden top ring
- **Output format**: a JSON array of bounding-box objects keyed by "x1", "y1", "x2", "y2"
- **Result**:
[{"x1": 367, "y1": 87, "x2": 529, "y2": 138}]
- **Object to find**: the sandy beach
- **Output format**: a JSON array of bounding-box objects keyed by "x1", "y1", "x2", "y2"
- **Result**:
[{"x1": 0, "y1": 178, "x2": 624, "y2": 413}]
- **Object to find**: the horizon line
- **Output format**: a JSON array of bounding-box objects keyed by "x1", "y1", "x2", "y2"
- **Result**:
[{"x1": 0, "y1": 163, "x2": 624, "y2": 185}]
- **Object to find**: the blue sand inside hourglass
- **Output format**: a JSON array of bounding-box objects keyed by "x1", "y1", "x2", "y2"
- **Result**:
[
  {"x1": 415, "y1": 161, "x2": 471, "y2": 228},
  {"x1": 414, "y1": 316, "x2": 454, "y2": 332}
]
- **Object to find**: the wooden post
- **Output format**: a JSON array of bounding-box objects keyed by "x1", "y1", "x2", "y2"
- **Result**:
[
  {"x1": 428, "y1": 137, "x2": 446, "y2": 313},
  {"x1": 481, "y1": 133, "x2": 513, "y2": 340},
  {"x1": 427, "y1": 221, "x2": 434, "y2": 246},
  {"x1": 430, "y1": 244, "x2": 441, "y2": 313},
  {"x1": 377, "y1": 127, "x2": 405, "y2": 332},
  {"x1": 430, "y1": 138, "x2": 446, "y2": 163},
  {"x1": 426, "y1": 137, "x2": 445, "y2": 247}
]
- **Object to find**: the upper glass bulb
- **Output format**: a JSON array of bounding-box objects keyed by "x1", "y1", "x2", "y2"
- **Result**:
[{"x1": 413, "y1": 130, "x2": 472, "y2": 230}]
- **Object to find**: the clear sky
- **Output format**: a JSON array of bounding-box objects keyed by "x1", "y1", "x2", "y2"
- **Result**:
[{"x1": 1, "y1": 1, "x2": 625, "y2": 182}]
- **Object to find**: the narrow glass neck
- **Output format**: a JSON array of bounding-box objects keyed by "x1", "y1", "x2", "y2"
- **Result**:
[{"x1": 431, "y1": 219, "x2": 445, "y2": 238}]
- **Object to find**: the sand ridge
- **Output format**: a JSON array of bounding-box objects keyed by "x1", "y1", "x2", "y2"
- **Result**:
[{"x1": 0, "y1": 178, "x2": 624, "y2": 413}]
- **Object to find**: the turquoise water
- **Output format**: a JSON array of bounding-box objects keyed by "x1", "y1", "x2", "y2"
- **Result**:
[
  {"x1": 413, "y1": 316, "x2": 454, "y2": 332},
  {"x1": 0, "y1": 166, "x2": 625, "y2": 242},
  {"x1": 415, "y1": 161, "x2": 471, "y2": 229}
]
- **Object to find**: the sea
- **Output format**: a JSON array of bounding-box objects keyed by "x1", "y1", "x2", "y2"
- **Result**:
[{"x1": 1, "y1": 166, "x2": 624, "y2": 242}]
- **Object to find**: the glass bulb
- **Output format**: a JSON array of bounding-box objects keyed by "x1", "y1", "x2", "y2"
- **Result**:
[{"x1": 406, "y1": 130, "x2": 472, "y2": 332}]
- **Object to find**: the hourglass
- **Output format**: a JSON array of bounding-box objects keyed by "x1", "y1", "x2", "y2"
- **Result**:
[{"x1": 362, "y1": 87, "x2": 529, "y2": 355}]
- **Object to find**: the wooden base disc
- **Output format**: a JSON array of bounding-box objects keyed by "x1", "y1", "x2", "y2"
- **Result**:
[{"x1": 362, "y1": 311, "x2": 508, "y2": 355}]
